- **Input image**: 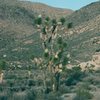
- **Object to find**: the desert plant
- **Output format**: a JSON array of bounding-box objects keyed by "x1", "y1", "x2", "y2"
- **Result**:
[
  {"x1": 26, "y1": 89, "x2": 36, "y2": 100},
  {"x1": 0, "y1": 92, "x2": 8, "y2": 100},
  {"x1": 51, "y1": 19, "x2": 57, "y2": 25},
  {"x1": 12, "y1": 92, "x2": 27, "y2": 100},
  {"x1": 45, "y1": 16, "x2": 50, "y2": 22},
  {"x1": 67, "y1": 22, "x2": 73, "y2": 28},
  {"x1": 35, "y1": 15, "x2": 42, "y2": 25},
  {"x1": 28, "y1": 79, "x2": 36, "y2": 87},
  {"x1": 65, "y1": 66, "x2": 85, "y2": 86},
  {"x1": 32, "y1": 15, "x2": 70, "y2": 92},
  {"x1": 60, "y1": 17, "x2": 66, "y2": 25},
  {"x1": 73, "y1": 85, "x2": 93, "y2": 100},
  {"x1": 0, "y1": 59, "x2": 6, "y2": 70},
  {"x1": 59, "y1": 84, "x2": 71, "y2": 94},
  {"x1": 45, "y1": 92, "x2": 62, "y2": 100}
]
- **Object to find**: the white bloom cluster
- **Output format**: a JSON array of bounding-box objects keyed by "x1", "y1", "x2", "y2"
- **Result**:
[
  {"x1": 38, "y1": 14, "x2": 42, "y2": 18},
  {"x1": 3, "y1": 54, "x2": 7, "y2": 58},
  {"x1": 45, "y1": 49, "x2": 49, "y2": 53}
]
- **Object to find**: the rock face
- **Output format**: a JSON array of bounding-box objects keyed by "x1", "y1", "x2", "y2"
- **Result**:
[
  {"x1": 79, "y1": 53, "x2": 100, "y2": 70},
  {"x1": 65, "y1": 1, "x2": 100, "y2": 63},
  {"x1": 66, "y1": 1, "x2": 100, "y2": 27},
  {"x1": 92, "y1": 53, "x2": 100, "y2": 68}
]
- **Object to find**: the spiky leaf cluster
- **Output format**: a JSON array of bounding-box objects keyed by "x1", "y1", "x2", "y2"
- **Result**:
[{"x1": 33, "y1": 15, "x2": 70, "y2": 72}]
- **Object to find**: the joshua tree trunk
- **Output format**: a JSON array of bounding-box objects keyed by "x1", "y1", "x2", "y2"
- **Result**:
[
  {"x1": 50, "y1": 68, "x2": 60, "y2": 92},
  {"x1": 54, "y1": 71, "x2": 60, "y2": 91},
  {"x1": 43, "y1": 70, "x2": 47, "y2": 91}
]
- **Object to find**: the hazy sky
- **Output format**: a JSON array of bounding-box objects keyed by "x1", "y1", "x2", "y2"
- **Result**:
[{"x1": 25, "y1": 0, "x2": 98, "y2": 10}]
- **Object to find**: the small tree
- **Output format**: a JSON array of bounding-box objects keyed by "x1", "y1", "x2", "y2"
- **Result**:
[{"x1": 32, "y1": 16, "x2": 70, "y2": 92}]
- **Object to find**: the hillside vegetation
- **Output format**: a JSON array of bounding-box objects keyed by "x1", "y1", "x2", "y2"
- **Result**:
[
  {"x1": 65, "y1": 1, "x2": 100, "y2": 63},
  {"x1": 0, "y1": 0, "x2": 73, "y2": 65},
  {"x1": 0, "y1": 0, "x2": 100, "y2": 100}
]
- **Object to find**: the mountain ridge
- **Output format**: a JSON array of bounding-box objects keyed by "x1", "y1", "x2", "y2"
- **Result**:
[{"x1": 0, "y1": 0, "x2": 100, "y2": 66}]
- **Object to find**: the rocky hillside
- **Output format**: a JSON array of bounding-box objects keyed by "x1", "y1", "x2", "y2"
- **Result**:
[
  {"x1": 0, "y1": 0, "x2": 73, "y2": 66},
  {"x1": 66, "y1": 1, "x2": 100, "y2": 27},
  {"x1": 0, "y1": 0, "x2": 100, "y2": 66},
  {"x1": 20, "y1": 1, "x2": 73, "y2": 18},
  {"x1": 65, "y1": 1, "x2": 100, "y2": 64}
]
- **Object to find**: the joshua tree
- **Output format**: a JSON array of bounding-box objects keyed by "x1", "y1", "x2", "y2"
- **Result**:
[{"x1": 32, "y1": 15, "x2": 70, "y2": 92}]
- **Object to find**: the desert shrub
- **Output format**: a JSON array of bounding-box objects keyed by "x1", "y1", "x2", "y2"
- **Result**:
[
  {"x1": 20, "y1": 86, "x2": 26, "y2": 92},
  {"x1": 73, "y1": 86, "x2": 93, "y2": 100},
  {"x1": 0, "y1": 59, "x2": 6, "y2": 70},
  {"x1": 27, "y1": 79, "x2": 36, "y2": 87},
  {"x1": 45, "y1": 87, "x2": 52, "y2": 94},
  {"x1": 12, "y1": 92, "x2": 27, "y2": 100},
  {"x1": 0, "y1": 85, "x2": 3, "y2": 92},
  {"x1": 65, "y1": 66, "x2": 85, "y2": 86},
  {"x1": 10, "y1": 86, "x2": 25, "y2": 92},
  {"x1": 92, "y1": 77, "x2": 100, "y2": 86},
  {"x1": 51, "y1": 19, "x2": 57, "y2": 25},
  {"x1": 35, "y1": 16, "x2": 42, "y2": 25},
  {"x1": 6, "y1": 74, "x2": 17, "y2": 79},
  {"x1": 95, "y1": 48, "x2": 100, "y2": 52},
  {"x1": 45, "y1": 16, "x2": 50, "y2": 22},
  {"x1": 7, "y1": 79, "x2": 15, "y2": 87},
  {"x1": 95, "y1": 68, "x2": 100, "y2": 73},
  {"x1": 45, "y1": 92, "x2": 62, "y2": 100},
  {"x1": 83, "y1": 75, "x2": 94, "y2": 85},
  {"x1": 26, "y1": 89, "x2": 36, "y2": 100},
  {"x1": 83, "y1": 74, "x2": 100, "y2": 86},
  {"x1": 67, "y1": 22, "x2": 73, "y2": 28},
  {"x1": 59, "y1": 84, "x2": 71, "y2": 94},
  {"x1": 60, "y1": 17, "x2": 66, "y2": 25},
  {"x1": 35, "y1": 79, "x2": 43, "y2": 86},
  {"x1": 0, "y1": 92, "x2": 8, "y2": 100}
]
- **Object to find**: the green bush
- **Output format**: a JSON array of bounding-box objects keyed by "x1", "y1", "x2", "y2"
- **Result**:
[
  {"x1": 7, "y1": 79, "x2": 15, "y2": 87},
  {"x1": 65, "y1": 66, "x2": 85, "y2": 86},
  {"x1": 0, "y1": 59, "x2": 6, "y2": 70},
  {"x1": 28, "y1": 79, "x2": 36, "y2": 87},
  {"x1": 73, "y1": 87, "x2": 93, "y2": 100},
  {"x1": 35, "y1": 17, "x2": 42, "y2": 25},
  {"x1": 45, "y1": 17, "x2": 50, "y2": 22},
  {"x1": 67, "y1": 22, "x2": 73, "y2": 28},
  {"x1": 59, "y1": 85, "x2": 71, "y2": 94},
  {"x1": 51, "y1": 19, "x2": 57, "y2": 25},
  {"x1": 12, "y1": 92, "x2": 27, "y2": 100},
  {"x1": 26, "y1": 89, "x2": 36, "y2": 100},
  {"x1": 0, "y1": 92, "x2": 8, "y2": 100},
  {"x1": 45, "y1": 92, "x2": 62, "y2": 100},
  {"x1": 60, "y1": 17, "x2": 66, "y2": 25}
]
